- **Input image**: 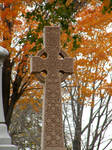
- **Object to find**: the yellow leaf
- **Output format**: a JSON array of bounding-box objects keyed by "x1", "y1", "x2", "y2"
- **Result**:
[
  {"x1": 90, "y1": 101, "x2": 94, "y2": 107},
  {"x1": 66, "y1": 0, "x2": 73, "y2": 6},
  {"x1": 104, "y1": 0, "x2": 110, "y2": 8},
  {"x1": 48, "y1": 0, "x2": 54, "y2": 4}
]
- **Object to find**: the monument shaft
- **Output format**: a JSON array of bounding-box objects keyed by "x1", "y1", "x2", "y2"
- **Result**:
[
  {"x1": 0, "y1": 46, "x2": 18, "y2": 150},
  {"x1": 31, "y1": 27, "x2": 73, "y2": 150},
  {"x1": 42, "y1": 74, "x2": 64, "y2": 149}
]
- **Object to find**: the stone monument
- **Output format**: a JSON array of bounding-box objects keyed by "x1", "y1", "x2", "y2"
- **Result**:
[
  {"x1": 30, "y1": 26, "x2": 73, "y2": 150},
  {"x1": 0, "y1": 46, "x2": 18, "y2": 150}
]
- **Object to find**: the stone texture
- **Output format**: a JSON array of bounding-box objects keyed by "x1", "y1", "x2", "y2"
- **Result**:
[
  {"x1": 0, "y1": 46, "x2": 18, "y2": 150},
  {"x1": 0, "y1": 146, "x2": 17, "y2": 150},
  {"x1": 31, "y1": 26, "x2": 73, "y2": 150},
  {"x1": 0, "y1": 46, "x2": 9, "y2": 123},
  {"x1": 0, "y1": 124, "x2": 11, "y2": 144}
]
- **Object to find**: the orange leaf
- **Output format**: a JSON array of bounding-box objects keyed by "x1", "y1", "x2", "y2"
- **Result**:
[
  {"x1": 66, "y1": 0, "x2": 73, "y2": 6},
  {"x1": 104, "y1": 0, "x2": 110, "y2": 8},
  {"x1": 14, "y1": 20, "x2": 22, "y2": 25}
]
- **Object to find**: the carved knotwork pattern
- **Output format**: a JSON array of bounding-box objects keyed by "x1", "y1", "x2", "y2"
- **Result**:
[
  {"x1": 43, "y1": 76, "x2": 64, "y2": 147},
  {"x1": 35, "y1": 49, "x2": 69, "y2": 83}
]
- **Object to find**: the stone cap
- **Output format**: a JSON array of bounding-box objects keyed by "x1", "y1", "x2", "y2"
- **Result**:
[{"x1": 0, "y1": 46, "x2": 9, "y2": 58}]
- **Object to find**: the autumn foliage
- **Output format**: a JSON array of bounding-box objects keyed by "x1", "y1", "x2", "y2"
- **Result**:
[
  {"x1": 68, "y1": 0, "x2": 112, "y2": 107},
  {"x1": 0, "y1": 0, "x2": 88, "y2": 128},
  {"x1": 61, "y1": 1, "x2": 112, "y2": 149}
]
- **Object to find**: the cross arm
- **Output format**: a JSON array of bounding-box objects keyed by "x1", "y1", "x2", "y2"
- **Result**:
[
  {"x1": 30, "y1": 56, "x2": 47, "y2": 74},
  {"x1": 58, "y1": 58, "x2": 73, "y2": 74}
]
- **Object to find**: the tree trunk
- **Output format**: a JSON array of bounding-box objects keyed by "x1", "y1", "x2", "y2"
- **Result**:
[
  {"x1": 73, "y1": 123, "x2": 81, "y2": 150},
  {"x1": 2, "y1": 55, "x2": 12, "y2": 124},
  {"x1": 73, "y1": 103, "x2": 81, "y2": 150},
  {"x1": 6, "y1": 97, "x2": 16, "y2": 129}
]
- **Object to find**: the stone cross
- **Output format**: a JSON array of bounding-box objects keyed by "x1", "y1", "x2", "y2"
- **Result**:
[
  {"x1": 30, "y1": 26, "x2": 73, "y2": 150},
  {"x1": 0, "y1": 46, "x2": 18, "y2": 150}
]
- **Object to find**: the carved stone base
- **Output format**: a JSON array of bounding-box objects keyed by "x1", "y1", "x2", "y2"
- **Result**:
[
  {"x1": 0, "y1": 124, "x2": 11, "y2": 144},
  {"x1": 0, "y1": 124, "x2": 18, "y2": 150},
  {"x1": 42, "y1": 147, "x2": 66, "y2": 150},
  {"x1": 0, "y1": 145, "x2": 18, "y2": 150}
]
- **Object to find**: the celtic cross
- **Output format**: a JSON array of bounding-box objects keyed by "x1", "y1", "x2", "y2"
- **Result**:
[{"x1": 30, "y1": 26, "x2": 73, "y2": 150}]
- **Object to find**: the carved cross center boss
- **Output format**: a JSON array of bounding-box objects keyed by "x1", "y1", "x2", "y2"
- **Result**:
[{"x1": 31, "y1": 26, "x2": 73, "y2": 150}]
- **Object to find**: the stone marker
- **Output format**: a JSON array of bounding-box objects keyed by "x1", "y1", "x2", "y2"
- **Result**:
[
  {"x1": 0, "y1": 46, "x2": 18, "y2": 150},
  {"x1": 30, "y1": 26, "x2": 73, "y2": 150}
]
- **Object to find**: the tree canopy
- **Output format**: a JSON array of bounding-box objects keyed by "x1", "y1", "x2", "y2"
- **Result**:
[{"x1": 0, "y1": 0, "x2": 88, "y2": 128}]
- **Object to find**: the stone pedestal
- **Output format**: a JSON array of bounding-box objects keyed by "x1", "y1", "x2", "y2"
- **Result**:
[
  {"x1": 0, "y1": 124, "x2": 18, "y2": 150},
  {"x1": 0, "y1": 46, "x2": 18, "y2": 150}
]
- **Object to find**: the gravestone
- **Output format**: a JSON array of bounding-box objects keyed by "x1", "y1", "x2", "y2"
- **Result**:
[
  {"x1": 30, "y1": 26, "x2": 73, "y2": 150},
  {"x1": 0, "y1": 46, "x2": 18, "y2": 150}
]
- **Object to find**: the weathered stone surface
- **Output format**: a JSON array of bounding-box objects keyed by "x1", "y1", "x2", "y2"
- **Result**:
[
  {"x1": 0, "y1": 124, "x2": 11, "y2": 144},
  {"x1": 0, "y1": 47, "x2": 9, "y2": 122},
  {"x1": 0, "y1": 46, "x2": 18, "y2": 150},
  {"x1": 0, "y1": 145, "x2": 18, "y2": 150},
  {"x1": 31, "y1": 26, "x2": 73, "y2": 150}
]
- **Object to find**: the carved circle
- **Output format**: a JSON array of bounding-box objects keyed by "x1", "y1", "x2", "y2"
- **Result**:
[{"x1": 35, "y1": 49, "x2": 69, "y2": 83}]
